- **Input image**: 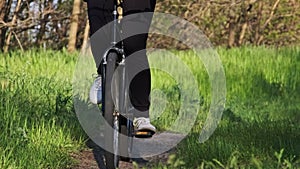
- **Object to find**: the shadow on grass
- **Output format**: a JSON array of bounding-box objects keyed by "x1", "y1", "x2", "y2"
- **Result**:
[{"x1": 173, "y1": 110, "x2": 300, "y2": 168}]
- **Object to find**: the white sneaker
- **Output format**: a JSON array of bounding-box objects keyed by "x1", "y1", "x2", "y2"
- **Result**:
[
  {"x1": 89, "y1": 75, "x2": 102, "y2": 104},
  {"x1": 133, "y1": 117, "x2": 156, "y2": 134}
]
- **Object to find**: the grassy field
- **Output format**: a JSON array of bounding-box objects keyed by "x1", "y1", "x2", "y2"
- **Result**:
[{"x1": 0, "y1": 46, "x2": 299, "y2": 168}]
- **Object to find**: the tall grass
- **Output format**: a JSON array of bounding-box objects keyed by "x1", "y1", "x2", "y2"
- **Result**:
[
  {"x1": 149, "y1": 46, "x2": 300, "y2": 168},
  {"x1": 0, "y1": 49, "x2": 85, "y2": 168},
  {"x1": 1, "y1": 46, "x2": 299, "y2": 168}
]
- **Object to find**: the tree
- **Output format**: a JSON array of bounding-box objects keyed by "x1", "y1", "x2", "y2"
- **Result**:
[
  {"x1": 80, "y1": 18, "x2": 90, "y2": 53},
  {"x1": 68, "y1": 0, "x2": 81, "y2": 52},
  {"x1": 0, "y1": 0, "x2": 299, "y2": 52}
]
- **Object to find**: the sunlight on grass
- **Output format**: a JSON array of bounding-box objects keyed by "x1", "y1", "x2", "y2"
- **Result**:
[{"x1": 0, "y1": 46, "x2": 299, "y2": 168}]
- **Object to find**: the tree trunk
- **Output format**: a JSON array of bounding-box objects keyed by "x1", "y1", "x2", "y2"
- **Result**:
[
  {"x1": 227, "y1": 4, "x2": 237, "y2": 48},
  {"x1": 228, "y1": 16, "x2": 236, "y2": 48},
  {"x1": 254, "y1": 1, "x2": 263, "y2": 45},
  {"x1": 238, "y1": 23, "x2": 247, "y2": 46},
  {"x1": 80, "y1": 18, "x2": 90, "y2": 54},
  {"x1": 238, "y1": 1, "x2": 251, "y2": 46},
  {"x1": 0, "y1": 0, "x2": 6, "y2": 51},
  {"x1": 68, "y1": 0, "x2": 81, "y2": 52},
  {"x1": 0, "y1": 0, "x2": 13, "y2": 52}
]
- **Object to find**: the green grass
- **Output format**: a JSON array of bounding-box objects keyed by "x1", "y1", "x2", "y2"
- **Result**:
[
  {"x1": 1, "y1": 46, "x2": 299, "y2": 168},
  {"x1": 149, "y1": 46, "x2": 300, "y2": 168},
  {"x1": 0, "y1": 49, "x2": 85, "y2": 168}
]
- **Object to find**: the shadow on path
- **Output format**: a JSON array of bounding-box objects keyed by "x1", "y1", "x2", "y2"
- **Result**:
[
  {"x1": 74, "y1": 132, "x2": 185, "y2": 169},
  {"x1": 82, "y1": 139, "x2": 149, "y2": 169}
]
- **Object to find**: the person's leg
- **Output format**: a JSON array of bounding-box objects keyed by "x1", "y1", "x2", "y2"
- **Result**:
[
  {"x1": 123, "y1": 35, "x2": 151, "y2": 118},
  {"x1": 86, "y1": 0, "x2": 113, "y2": 73},
  {"x1": 87, "y1": 0, "x2": 157, "y2": 132},
  {"x1": 122, "y1": 0, "x2": 156, "y2": 131},
  {"x1": 87, "y1": 0, "x2": 114, "y2": 104}
]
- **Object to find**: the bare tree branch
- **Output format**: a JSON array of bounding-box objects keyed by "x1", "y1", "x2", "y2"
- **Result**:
[
  {"x1": 4, "y1": 0, "x2": 22, "y2": 52},
  {"x1": 263, "y1": 0, "x2": 281, "y2": 28}
]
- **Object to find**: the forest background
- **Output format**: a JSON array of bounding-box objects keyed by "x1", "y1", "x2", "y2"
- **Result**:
[{"x1": 0, "y1": 0, "x2": 299, "y2": 53}]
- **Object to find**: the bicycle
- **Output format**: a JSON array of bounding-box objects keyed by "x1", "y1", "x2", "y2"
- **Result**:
[{"x1": 100, "y1": 1, "x2": 153, "y2": 168}]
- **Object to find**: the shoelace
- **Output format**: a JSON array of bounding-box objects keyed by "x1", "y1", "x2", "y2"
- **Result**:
[
  {"x1": 134, "y1": 117, "x2": 149, "y2": 127},
  {"x1": 92, "y1": 74, "x2": 102, "y2": 90}
]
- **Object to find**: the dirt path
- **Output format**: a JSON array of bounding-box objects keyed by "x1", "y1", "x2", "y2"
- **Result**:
[{"x1": 72, "y1": 132, "x2": 185, "y2": 169}]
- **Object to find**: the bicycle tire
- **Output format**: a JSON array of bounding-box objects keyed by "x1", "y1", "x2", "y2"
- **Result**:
[
  {"x1": 119, "y1": 116, "x2": 132, "y2": 162},
  {"x1": 104, "y1": 52, "x2": 119, "y2": 169}
]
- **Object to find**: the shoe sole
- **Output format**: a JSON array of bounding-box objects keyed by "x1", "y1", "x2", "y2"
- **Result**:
[{"x1": 134, "y1": 130, "x2": 155, "y2": 138}]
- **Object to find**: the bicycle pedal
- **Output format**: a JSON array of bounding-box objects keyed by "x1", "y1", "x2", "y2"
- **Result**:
[{"x1": 134, "y1": 130, "x2": 154, "y2": 138}]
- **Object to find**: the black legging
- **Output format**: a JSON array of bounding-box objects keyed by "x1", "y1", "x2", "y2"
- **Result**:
[{"x1": 86, "y1": 0, "x2": 156, "y2": 117}]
